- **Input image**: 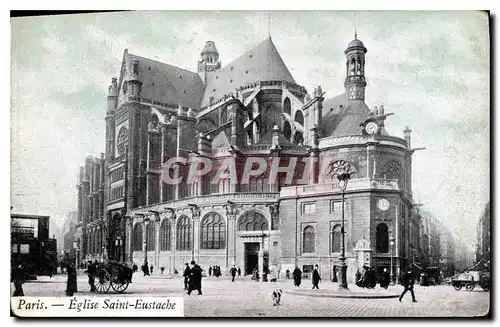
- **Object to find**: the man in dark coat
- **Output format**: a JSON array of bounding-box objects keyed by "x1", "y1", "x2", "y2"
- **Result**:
[
  {"x1": 230, "y1": 265, "x2": 237, "y2": 282},
  {"x1": 399, "y1": 269, "x2": 417, "y2": 302},
  {"x1": 12, "y1": 264, "x2": 25, "y2": 296},
  {"x1": 66, "y1": 262, "x2": 78, "y2": 296},
  {"x1": 355, "y1": 269, "x2": 362, "y2": 287},
  {"x1": 292, "y1": 266, "x2": 302, "y2": 287},
  {"x1": 312, "y1": 264, "x2": 321, "y2": 289},
  {"x1": 380, "y1": 268, "x2": 390, "y2": 289},
  {"x1": 183, "y1": 263, "x2": 190, "y2": 290},
  {"x1": 85, "y1": 260, "x2": 96, "y2": 292},
  {"x1": 208, "y1": 266, "x2": 212, "y2": 277},
  {"x1": 150, "y1": 265, "x2": 154, "y2": 275},
  {"x1": 142, "y1": 261, "x2": 150, "y2": 276},
  {"x1": 187, "y1": 260, "x2": 203, "y2": 295},
  {"x1": 286, "y1": 269, "x2": 290, "y2": 279},
  {"x1": 133, "y1": 263, "x2": 138, "y2": 273},
  {"x1": 237, "y1": 267, "x2": 241, "y2": 277}
]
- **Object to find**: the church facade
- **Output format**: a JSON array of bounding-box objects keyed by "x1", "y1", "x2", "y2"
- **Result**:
[{"x1": 76, "y1": 34, "x2": 421, "y2": 283}]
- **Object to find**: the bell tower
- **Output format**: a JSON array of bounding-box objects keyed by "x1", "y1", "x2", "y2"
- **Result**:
[
  {"x1": 198, "y1": 41, "x2": 221, "y2": 84},
  {"x1": 344, "y1": 33, "x2": 367, "y2": 101}
]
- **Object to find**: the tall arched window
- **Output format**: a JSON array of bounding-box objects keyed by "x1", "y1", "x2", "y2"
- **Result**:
[
  {"x1": 293, "y1": 131, "x2": 304, "y2": 145},
  {"x1": 283, "y1": 97, "x2": 291, "y2": 116},
  {"x1": 238, "y1": 212, "x2": 268, "y2": 232},
  {"x1": 376, "y1": 223, "x2": 389, "y2": 253},
  {"x1": 176, "y1": 216, "x2": 192, "y2": 251},
  {"x1": 160, "y1": 219, "x2": 171, "y2": 251},
  {"x1": 283, "y1": 121, "x2": 292, "y2": 141},
  {"x1": 303, "y1": 226, "x2": 315, "y2": 253},
  {"x1": 132, "y1": 223, "x2": 143, "y2": 252},
  {"x1": 294, "y1": 110, "x2": 304, "y2": 126},
  {"x1": 146, "y1": 222, "x2": 156, "y2": 251},
  {"x1": 200, "y1": 212, "x2": 226, "y2": 249},
  {"x1": 331, "y1": 224, "x2": 341, "y2": 253}
]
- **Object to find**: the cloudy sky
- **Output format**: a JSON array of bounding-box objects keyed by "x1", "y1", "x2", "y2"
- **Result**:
[{"x1": 10, "y1": 11, "x2": 489, "y2": 249}]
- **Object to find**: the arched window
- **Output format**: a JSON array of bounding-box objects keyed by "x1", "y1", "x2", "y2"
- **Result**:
[
  {"x1": 146, "y1": 222, "x2": 156, "y2": 251},
  {"x1": 293, "y1": 131, "x2": 304, "y2": 145},
  {"x1": 176, "y1": 216, "x2": 192, "y2": 251},
  {"x1": 132, "y1": 223, "x2": 143, "y2": 252},
  {"x1": 283, "y1": 121, "x2": 292, "y2": 141},
  {"x1": 376, "y1": 223, "x2": 389, "y2": 253},
  {"x1": 294, "y1": 110, "x2": 304, "y2": 126},
  {"x1": 238, "y1": 212, "x2": 268, "y2": 232},
  {"x1": 200, "y1": 212, "x2": 226, "y2": 249},
  {"x1": 283, "y1": 97, "x2": 291, "y2": 116},
  {"x1": 160, "y1": 219, "x2": 171, "y2": 251},
  {"x1": 303, "y1": 226, "x2": 315, "y2": 253},
  {"x1": 331, "y1": 224, "x2": 341, "y2": 253}
]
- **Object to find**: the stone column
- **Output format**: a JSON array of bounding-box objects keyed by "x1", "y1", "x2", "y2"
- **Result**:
[
  {"x1": 226, "y1": 205, "x2": 238, "y2": 267},
  {"x1": 126, "y1": 218, "x2": 133, "y2": 263},
  {"x1": 167, "y1": 209, "x2": 177, "y2": 274},
  {"x1": 190, "y1": 206, "x2": 201, "y2": 262},
  {"x1": 258, "y1": 247, "x2": 264, "y2": 282},
  {"x1": 155, "y1": 217, "x2": 161, "y2": 268}
]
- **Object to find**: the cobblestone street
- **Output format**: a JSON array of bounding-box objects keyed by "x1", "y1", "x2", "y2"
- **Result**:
[{"x1": 11, "y1": 272, "x2": 490, "y2": 317}]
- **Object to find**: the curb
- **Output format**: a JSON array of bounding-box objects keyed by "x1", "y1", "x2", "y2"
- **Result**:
[{"x1": 286, "y1": 290, "x2": 400, "y2": 299}]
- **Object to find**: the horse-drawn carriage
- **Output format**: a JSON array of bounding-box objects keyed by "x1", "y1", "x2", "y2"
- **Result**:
[
  {"x1": 93, "y1": 260, "x2": 134, "y2": 293},
  {"x1": 450, "y1": 270, "x2": 490, "y2": 292}
]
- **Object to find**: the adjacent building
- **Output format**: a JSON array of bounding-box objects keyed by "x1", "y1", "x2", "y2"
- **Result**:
[
  {"x1": 476, "y1": 201, "x2": 491, "y2": 265},
  {"x1": 76, "y1": 34, "x2": 422, "y2": 282}
]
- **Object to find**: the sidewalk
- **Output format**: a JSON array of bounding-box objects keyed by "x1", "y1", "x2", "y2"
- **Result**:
[{"x1": 286, "y1": 282, "x2": 401, "y2": 299}]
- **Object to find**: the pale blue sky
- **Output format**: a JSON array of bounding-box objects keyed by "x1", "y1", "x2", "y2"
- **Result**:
[{"x1": 10, "y1": 11, "x2": 489, "y2": 249}]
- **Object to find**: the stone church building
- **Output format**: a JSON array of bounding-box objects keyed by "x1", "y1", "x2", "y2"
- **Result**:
[{"x1": 76, "y1": 34, "x2": 421, "y2": 283}]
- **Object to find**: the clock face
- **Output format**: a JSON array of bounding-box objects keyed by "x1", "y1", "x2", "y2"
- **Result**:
[
  {"x1": 365, "y1": 121, "x2": 379, "y2": 135},
  {"x1": 378, "y1": 198, "x2": 390, "y2": 211}
]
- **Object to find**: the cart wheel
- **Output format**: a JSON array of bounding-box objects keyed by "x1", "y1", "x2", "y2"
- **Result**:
[
  {"x1": 94, "y1": 269, "x2": 111, "y2": 294},
  {"x1": 111, "y1": 279, "x2": 129, "y2": 293},
  {"x1": 481, "y1": 284, "x2": 490, "y2": 292},
  {"x1": 465, "y1": 283, "x2": 475, "y2": 291},
  {"x1": 453, "y1": 284, "x2": 462, "y2": 291}
]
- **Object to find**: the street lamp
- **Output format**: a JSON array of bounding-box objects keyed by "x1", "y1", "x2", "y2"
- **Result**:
[{"x1": 337, "y1": 170, "x2": 351, "y2": 290}]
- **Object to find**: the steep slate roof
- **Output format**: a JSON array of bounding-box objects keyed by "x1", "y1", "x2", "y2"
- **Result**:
[
  {"x1": 125, "y1": 51, "x2": 205, "y2": 109},
  {"x1": 320, "y1": 93, "x2": 371, "y2": 138},
  {"x1": 201, "y1": 37, "x2": 296, "y2": 107}
]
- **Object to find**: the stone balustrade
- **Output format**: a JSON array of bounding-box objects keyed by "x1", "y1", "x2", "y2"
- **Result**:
[{"x1": 280, "y1": 178, "x2": 399, "y2": 197}]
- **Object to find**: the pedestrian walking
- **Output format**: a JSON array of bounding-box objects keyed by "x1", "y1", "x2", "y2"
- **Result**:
[
  {"x1": 183, "y1": 263, "x2": 191, "y2": 290},
  {"x1": 12, "y1": 264, "x2": 25, "y2": 297},
  {"x1": 208, "y1": 266, "x2": 212, "y2": 277},
  {"x1": 286, "y1": 269, "x2": 290, "y2": 279},
  {"x1": 150, "y1": 265, "x2": 154, "y2": 275},
  {"x1": 292, "y1": 266, "x2": 302, "y2": 287},
  {"x1": 84, "y1": 260, "x2": 96, "y2": 292},
  {"x1": 237, "y1": 267, "x2": 241, "y2": 277},
  {"x1": 230, "y1": 265, "x2": 237, "y2": 282},
  {"x1": 399, "y1": 269, "x2": 418, "y2": 303},
  {"x1": 312, "y1": 264, "x2": 321, "y2": 289},
  {"x1": 380, "y1": 268, "x2": 390, "y2": 289},
  {"x1": 142, "y1": 261, "x2": 150, "y2": 276},
  {"x1": 66, "y1": 262, "x2": 78, "y2": 296},
  {"x1": 132, "y1": 263, "x2": 138, "y2": 273},
  {"x1": 187, "y1": 260, "x2": 203, "y2": 295},
  {"x1": 332, "y1": 266, "x2": 338, "y2": 283}
]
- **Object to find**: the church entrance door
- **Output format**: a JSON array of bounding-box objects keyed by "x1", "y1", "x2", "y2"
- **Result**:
[{"x1": 244, "y1": 243, "x2": 260, "y2": 275}]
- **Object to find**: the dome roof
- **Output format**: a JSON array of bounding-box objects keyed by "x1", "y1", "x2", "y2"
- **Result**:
[
  {"x1": 202, "y1": 41, "x2": 219, "y2": 54},
  {"x1": 347, "y1": 37, "x2": 365, "y2": 49}
]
